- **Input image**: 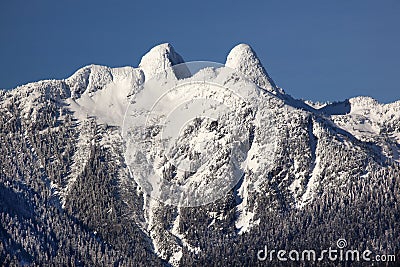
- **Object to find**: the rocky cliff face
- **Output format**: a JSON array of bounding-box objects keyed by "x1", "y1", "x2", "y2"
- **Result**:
[{"x1": 0, "y1": 43, "x2": 399, "y2": 266}]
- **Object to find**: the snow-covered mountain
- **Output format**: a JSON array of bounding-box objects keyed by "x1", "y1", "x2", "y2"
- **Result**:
[{"x1": 0, "y1": 43, "x2": 399, "y2": 266}]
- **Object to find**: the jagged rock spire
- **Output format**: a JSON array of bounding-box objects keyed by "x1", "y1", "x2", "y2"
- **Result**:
[{"x1": 226, "y1": 43, "x2": 278, "y2": 94}]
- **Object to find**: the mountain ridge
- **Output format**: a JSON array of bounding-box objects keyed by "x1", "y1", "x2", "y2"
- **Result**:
[{"x1": 0, "y1": 43, "x2": 399, "y2": 266}]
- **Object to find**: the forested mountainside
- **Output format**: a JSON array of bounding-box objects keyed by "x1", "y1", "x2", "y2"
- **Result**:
[{"x1": 0, "y1": 43, "x2": 399, "y2": 266}]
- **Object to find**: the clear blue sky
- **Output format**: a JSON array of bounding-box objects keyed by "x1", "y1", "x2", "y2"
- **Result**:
[{"x1": 1, "y1": 0, "x2": 399, "y2": 103}]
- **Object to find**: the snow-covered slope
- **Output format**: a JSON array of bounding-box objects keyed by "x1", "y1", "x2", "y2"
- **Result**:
[
  {"x1": 313, "y1": 96, "x2": 400, "y2": 162},
  {"x1": 226, "y1": 43, "x2": 278, "y2": 94},
  {"x1": 1, "y1": 43, "x2": 399, "y2": 266},
  {"x1": 139, "y1": 43, "x2": 190, "y2": 80},
  {"x1": 65, "y1": 65, "x2": 144, "y2": 126}
]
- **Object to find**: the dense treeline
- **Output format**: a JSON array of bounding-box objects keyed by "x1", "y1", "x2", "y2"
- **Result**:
[
  {"x1": 177, "y1": 162, "x2": 400, "y2": 266},
  {"x1": 0, "y1": 84, "x2": 399, "y2": 267},
  {"x1": 0, "y1": 91, "x2": 163, "y2": 266}
]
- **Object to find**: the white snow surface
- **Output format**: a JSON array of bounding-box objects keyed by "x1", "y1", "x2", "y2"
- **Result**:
[
  {"x1": 138, "y1": 43, "x2": 189, "y2": 80},
  {"x1": 66, "y1": 65, "x2": 144, "y2": 126},
  {"x1": 226, "y1": 43, "x2": 277, "y2": 94},
  {"x1": 2, "y1": 42, "x2": 400, "y2": 266}
]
